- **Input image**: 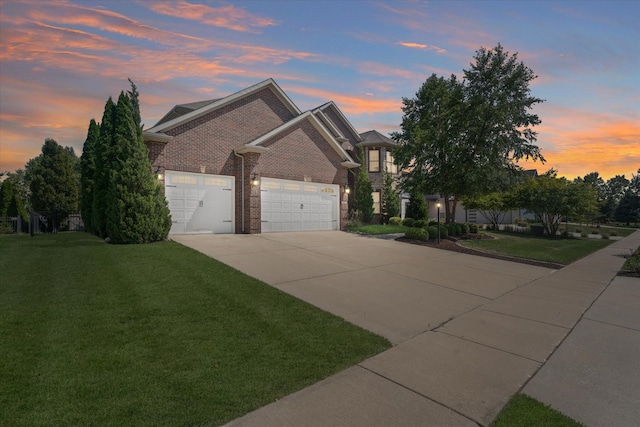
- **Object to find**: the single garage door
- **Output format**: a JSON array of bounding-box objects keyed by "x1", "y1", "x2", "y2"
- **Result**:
[
  {"x1": 165, "y1": 171, "x2": 234, "y2": 234},
  {"x1": 261, "y1": 178, "x2": 339, "y2": 232}
]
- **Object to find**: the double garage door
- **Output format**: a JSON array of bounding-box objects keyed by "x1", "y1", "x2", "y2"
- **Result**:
[
  {"x1": 261, "y1": 178, "x2": 339, "y2": 233},
  {"x1": 165, "y1": 171, "x2": 234, "y2": 234},
  {"x1": 165, "y1": 172, "x2": 340, "y2": 234}
]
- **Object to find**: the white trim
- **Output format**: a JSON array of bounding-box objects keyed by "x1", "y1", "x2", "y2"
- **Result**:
[
  {"x1": 246, "y1": 112, "x2": 356, "y2": 164},
  {"x1": 315, "y1": 102, "x2": 363, "y2": 143},
  {"x1": 236, "y1": 146, "x2": 269, "y2": 154},
  {"x1": 146, "y1": 79, "x2": 301, "y2": 134},
  {"x1": 143, "y1": 131, "x2": 173, "y2": 143},
  {"x1": 313, "y1": 110, "x2": 345, "y2": 139}
]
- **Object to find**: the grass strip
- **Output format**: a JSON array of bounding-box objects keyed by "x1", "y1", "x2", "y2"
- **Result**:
[
  {"x1": 492, "y1": 394, "x2": 585, "y2": 427},
  {"x1": 0, "y1": 233, "x2": 390, "y2": 426},
  {"x1": 461, "y1": 232, "x2": 613, "y2": 265}
]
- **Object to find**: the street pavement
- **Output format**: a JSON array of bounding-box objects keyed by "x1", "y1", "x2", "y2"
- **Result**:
[{"x1": 172, "y1": 230, "x2": 640, "y2": 427}]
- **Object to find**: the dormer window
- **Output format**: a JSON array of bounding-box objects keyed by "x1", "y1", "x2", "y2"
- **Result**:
[
  {"x1": 368, "y1": 148, "x2": 380, "y2": 172},
  {"x1": 386, "y1": 151, "x2": 397, "y2": 174}
]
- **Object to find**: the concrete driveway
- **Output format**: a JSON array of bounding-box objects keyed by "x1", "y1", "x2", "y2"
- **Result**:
[
  {"x1": 171, "y1": 231, "x2": 554, "y2": 346},
  {"x1": 171, "y1": 230, "x2": 640, "y2": 426}
]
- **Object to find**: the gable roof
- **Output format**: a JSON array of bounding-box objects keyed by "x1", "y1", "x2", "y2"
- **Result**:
[
  {"x1": 313, "y1": 102, "x2": 362, "y2": 144},
  {"x1": 154, "y1": 99, "x2": 219, "y2": 126},
  {"x1": 145, "y1": 78, "x2": 301, "y2": 135},
  {"x1": 237, "y1": 111, "x2": 358, "y2": 168},
  {"x1": 358, "y1": 130, "x2": 397, "y2": 148}
]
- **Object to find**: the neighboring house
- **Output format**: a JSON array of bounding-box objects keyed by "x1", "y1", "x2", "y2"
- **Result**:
[
  {"x1": 143, "y1": 79, "x2": 363, "y2": 235},
  {"x1": 351, "y1": 130, "x2": 401, "y2": 222}
]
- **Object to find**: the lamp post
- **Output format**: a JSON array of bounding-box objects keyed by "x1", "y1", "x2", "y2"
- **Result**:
[{"x1": 436, "y1": 201, "x2": 441, "y2": 244}]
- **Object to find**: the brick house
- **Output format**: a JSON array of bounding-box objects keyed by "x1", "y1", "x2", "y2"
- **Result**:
[{"x1": 143, "y1": 79, "x2": 364, "y2": 234}]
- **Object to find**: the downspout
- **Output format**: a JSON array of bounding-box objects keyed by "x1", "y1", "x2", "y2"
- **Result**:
[{"x1": 233, "y1": 150, "x2": 245, "y2": 233}]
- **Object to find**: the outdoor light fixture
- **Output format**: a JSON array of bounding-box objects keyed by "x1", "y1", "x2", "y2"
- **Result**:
[
  {"x1": 436, "y1": 200, "x2": 441, "y2": 244},
  {"x1": 251, "y1": 173, "x2": 259, "y2": 186},
  {"x1": 155, "y1": 166, "x2": 163, "y2": 181},
  {"x1": 344, "y1": 185, "x2": 350, "y2": 194}
]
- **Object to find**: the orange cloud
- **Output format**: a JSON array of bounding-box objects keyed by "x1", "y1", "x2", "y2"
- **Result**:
[
  {"x1": 287, "y1": 85, "x2": 401, "y2": 116},
  {"x1": 398, "y1": 41, "x2": 447, "y2": 53},
  {"x1": 520, "y1": 105, "x2": 640, "y2": 180},
  {"x1": 147, "y1": 1, "x2": 278, "y2": 33}
]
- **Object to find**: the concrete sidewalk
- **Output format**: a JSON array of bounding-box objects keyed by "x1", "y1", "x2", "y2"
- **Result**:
[{"x1": 173, "y1": 230, "x2": 640, "y2": 426}]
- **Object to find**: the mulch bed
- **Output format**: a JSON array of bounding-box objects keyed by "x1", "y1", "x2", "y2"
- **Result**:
[{"x1": 396, "y1": 235, "x2": 566, "y2": 270}]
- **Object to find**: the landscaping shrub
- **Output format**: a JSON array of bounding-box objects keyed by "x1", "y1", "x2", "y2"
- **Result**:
[
  {"x1": 460, "y1": 223, "x2": 470, "y2": 234},
  {"x1": 405, "y1": 227, "x2": 429, "y2": 241},
  {"x1": 601, "y1": 233, "x2": 609, "y2": 239},
  {"x1": 413, "y1": 219, "x2": 428, "y2": 228},
  {"x1": 514, "y1": 217, "x2": 529, "y2": 227},
  {"x1": 388, "y1": 216, "x2": 402, "y2": 225},
  {"x1": 610, "y1": 231, "x2": 618, "y2": 236},
  {"x1": 428, "y1": 220, "x2": 438, "y2": 226},
  {"x1": 591, "y1": 229, "x2": 599, "y2": 235},
  {"x1": 468, "y1": 223, "x2": 478, "y2": 234},
  {"x1": 402, "y1": 218, "x2": 415, "y2": 227},
  {"x1": 439, "y1": 225, "x2": 449, "y2": 238},
  {"x1": 427, "y1": 226, "x2": 438, "y2": 240},
  {"x1": 530, "y1": 224, "x2": 545, "y2": 236}
]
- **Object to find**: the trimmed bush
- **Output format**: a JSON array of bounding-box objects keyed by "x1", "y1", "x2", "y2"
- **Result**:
[
  {"x1": 427, "y1": 226, "x2": 438, "y2": 239},
  {"x1": 460, "y1": 223, "x2": 470, "y2": 234},
  {"x1": 405, "y1": 227, "x2": 429, "y2": 241},
  {"x1": 428, "y1": 220, "x2": 438, "y2": 226},
  {"x1": 413, "y1": 219, "x2": 428, "y2": 228},
  {"x1": 468, "y1": 223, "x2": 478, "y2": 233},
  {"x1": 402, "y1": 218, "x2": 415, "y2": 227},
  {"x1": 388, "y1": 216, "x2": 402, "y2": 225},
  {"x1": 439, "y1": 225, "x2": 449, "y2": 238}
]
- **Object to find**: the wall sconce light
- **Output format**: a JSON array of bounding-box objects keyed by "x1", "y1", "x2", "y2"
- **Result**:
[
  {"x1": 344, "y1": 185, "x2": 350, "y2": 194},
  {"x1": 155, "y1": 166, "x2": 163, "y2": 181},
  {"x1": 200, "y1": 165, "x2": 206, "y2": 173},
  {"x1": 251, "y1": 173, "x2": 259, "y2": 186}
]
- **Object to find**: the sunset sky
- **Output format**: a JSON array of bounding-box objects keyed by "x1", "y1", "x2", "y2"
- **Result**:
[{"x1": 1, "y1": 0, "x2": 638, "y2": 180}]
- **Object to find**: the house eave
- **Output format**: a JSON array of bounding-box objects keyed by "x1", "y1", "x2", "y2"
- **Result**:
[{"x1": 143, "y1": 131, "x2": 173, "y2": 143}]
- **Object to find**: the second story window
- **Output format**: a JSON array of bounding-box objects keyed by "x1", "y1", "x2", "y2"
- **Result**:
[
  {"x1": 385, "y1": 151, "x2": 397, "y2": 174},
  {"x1": 368, "y1": 148, "x2": 380, "y2": 172}
]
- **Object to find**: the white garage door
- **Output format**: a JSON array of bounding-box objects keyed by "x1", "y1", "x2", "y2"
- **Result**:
[
  {"x1": 165, "y1": 171, "x2": 234, "y2": 234},
  {"x1": 261, "y1": 178, "x2": 339, "y2": 233}
]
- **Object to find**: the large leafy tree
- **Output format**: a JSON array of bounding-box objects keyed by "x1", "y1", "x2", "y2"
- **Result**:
[
  {"x1": 602, "y1": 175, "x2": 629, "y2": 221},
  {"x1": 575, "y1": 172, "x2": 607, "y2": 222},
  {"x1": 392, "y1": 73, "x2": 466, "y2": 222},
  {"x1": 515, "y1": 172, "x2": 597, "y2": 236},
  {"x1": 614, "y1": 190, "x2": 640, "y2": 225},
  {"x1": 393, "y1": 44, "x2": 545, "y2": 222},
  {"x1": 29, "y1": 138, "x2": 80, "y2": 214},
  {"x1": 80, "y1": 119, "x2": 100, "y2": 233}
]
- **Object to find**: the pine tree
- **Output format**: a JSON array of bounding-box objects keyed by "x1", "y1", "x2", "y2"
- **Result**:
[
  {"x1": 105, "y1": 91, "x2": 170, "y2": 243},
  {"x1": 354, "y1": 149, "x2": 375, "y2": 224},
  {"x1": 92, "y1": 97, "x2": 116, "y2": 238},
  {"x1": 380, "y1": 171, "x2": 399, "y2": 223},
  {"x1": 80, "y1": 119, "x2": 100, "y2": 233},
  {"x1": 29, "y1": 139, "x2": 79, "y2": 213},
  {"x1": 406, "y1": 186, "x2": 428, "y2": 221}
]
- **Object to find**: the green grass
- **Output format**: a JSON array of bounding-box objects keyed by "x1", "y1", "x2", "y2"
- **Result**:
[
  {"x1": 461, "y1": 231, "x2": 613, "y2": 265},
  {"x1": 559, "y1": 223, "x2": 635, "y2": 237},
  {"x1": 348, "y1": 224, "x2": 407, "y2": 234},
  {"x1": 622, "y1": 245, "x2": 640, "y2": 272},
  {"x1": 0, "y1": 233, "x2": 390, "y2": 426},
  {"x1": 492, "y1": 394, "x2": 585, "y2": 427}
]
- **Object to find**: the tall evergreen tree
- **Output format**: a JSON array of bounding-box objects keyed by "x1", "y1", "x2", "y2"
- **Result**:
[
  {"x1": 353, "y1": 149, "x2": 375, "y2": 224},
  {"x1": 105, "y1": 91, "x2": 170, "y2": 243},
  {"x1": 29, "y1": 138, "x2": 79, "y2": 214},
  {"x1": 405, "y1": 186, "x2": 428, "y2": 221},
  {"x1": 92, "y1": 97, "x2": 116, "y2": 238},
  {"x1": 80, "y1": 119, "x2": 100, "y2": 233},
  {"x1": 380, "y1": 171, "x2": 399, "y2": 223}
]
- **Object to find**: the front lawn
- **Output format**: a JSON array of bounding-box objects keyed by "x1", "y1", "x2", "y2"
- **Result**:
[
  {"x1": 348, "y1": 224, "x2": 407, "y2": 234},
  {"x1": 0, "y1": 233, "x2": 390, "y2": 426},
  {"x1": 461, "y1": 232, "x2": 613, "y2": 265}
]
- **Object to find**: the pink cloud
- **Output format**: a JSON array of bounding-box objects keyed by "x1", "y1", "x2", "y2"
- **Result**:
[{"x1": 147, "y1": 1, "x2": 278, "y2": 33}]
